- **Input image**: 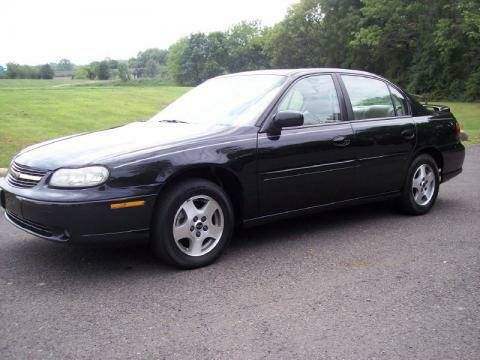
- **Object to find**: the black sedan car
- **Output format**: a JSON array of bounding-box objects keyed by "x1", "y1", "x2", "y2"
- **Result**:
[{"x1": 0, "y1": 69, "x2": 465, "y2": 268}]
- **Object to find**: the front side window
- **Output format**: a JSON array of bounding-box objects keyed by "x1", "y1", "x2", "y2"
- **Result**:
[
  {"x1": 342, "y1": 75, "x2": 395, "y2": 120},
  {"x1": 278, "y1": 75, "x2": 341, "y2": 126}
]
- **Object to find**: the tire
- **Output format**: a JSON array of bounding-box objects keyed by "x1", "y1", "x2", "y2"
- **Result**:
[
  {"x1": 398, "y1": 154, "x2": 440, "y2": 215},
  {"x1": 150, "y1": 178, "x2": 234, "y2": 269}
]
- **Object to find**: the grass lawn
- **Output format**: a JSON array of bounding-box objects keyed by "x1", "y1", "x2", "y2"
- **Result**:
[
  {"x1": 442, "y1": 102, "x2": 480, "y2": 145},
  {"x1": 0, "y1": 80, "x2": 189, "y2": 167},
  {"x1": 0, "y1": 79, "x2": 478, "y2": 168}
]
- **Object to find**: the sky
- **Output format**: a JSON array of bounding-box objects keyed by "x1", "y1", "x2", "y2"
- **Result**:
[{"x1": 1, "y1": 0, "x2": 298, "y2": 65}]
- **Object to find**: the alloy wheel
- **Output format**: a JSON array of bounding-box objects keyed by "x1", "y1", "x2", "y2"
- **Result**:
[
  {"x1": 412, "y1": 164, "x2": 436, "y2": 206},
  {"x1": 172, "y1": 195, "x2": 224, "y2": 257}
]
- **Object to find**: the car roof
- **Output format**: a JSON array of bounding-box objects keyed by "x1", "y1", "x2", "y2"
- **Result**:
[{"x1": 221, "y1": 68, "x2": 379, "y2": 78}]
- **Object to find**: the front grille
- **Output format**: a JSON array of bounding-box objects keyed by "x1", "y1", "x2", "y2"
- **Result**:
[
  {"x1": 6, "y1": 162, "x2": 48, "y2": 188},
  {"x1": 5, "y1": 210, "x2": 68, "y2": 241}
]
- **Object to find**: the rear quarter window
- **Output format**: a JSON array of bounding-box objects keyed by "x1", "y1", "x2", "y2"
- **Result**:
[{"x1": 389, "y1": 86, "x2": 410, "y2": 116}]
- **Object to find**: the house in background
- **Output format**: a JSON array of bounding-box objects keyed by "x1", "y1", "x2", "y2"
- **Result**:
[{"x1": 54, "y1": 70, "x2": 75, "y2": 79}]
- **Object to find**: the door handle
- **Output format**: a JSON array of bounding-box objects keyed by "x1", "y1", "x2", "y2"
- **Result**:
[
  {"x1": 332, "y1": 136, "x2": 351, "y2": 147},
  {"x1": 401, "y1": 129, "x2": 415, "y2": 140}
]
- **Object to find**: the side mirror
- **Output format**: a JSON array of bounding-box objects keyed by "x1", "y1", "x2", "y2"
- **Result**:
[{"x1": 269, "y1": 111, "x2": 304, "y2": 134}]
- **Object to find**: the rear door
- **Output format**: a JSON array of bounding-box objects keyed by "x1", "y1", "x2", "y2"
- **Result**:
[
  {"x1": 338, "y1": 74, "x2": 415, "y2": 196},
  {"x1": 256, "y1": 74, "x2": 357, "y2": 216}
]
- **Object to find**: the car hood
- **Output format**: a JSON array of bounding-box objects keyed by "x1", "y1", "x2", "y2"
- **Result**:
[{"x1": 14, "y1": 121, "x2": 237, "y2": 170}]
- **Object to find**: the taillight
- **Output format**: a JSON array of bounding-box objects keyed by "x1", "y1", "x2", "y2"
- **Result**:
[{"x1": 455, "y1": 122, "x2": 461, "y2": 138}]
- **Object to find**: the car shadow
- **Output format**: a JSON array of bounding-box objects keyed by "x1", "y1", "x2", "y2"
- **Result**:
[
  {"x1": 230, "y1": 200, "x2": 397, "y2": 250},
  {"x1": 4, "y1": 195, "x2": 459, "y2": 282},
  {"x1": 1, "y1": 200, "x2": 401, "y2": 280},
  {"x1": 235, "y1": 193, "x2": 457, "y2": 249}
]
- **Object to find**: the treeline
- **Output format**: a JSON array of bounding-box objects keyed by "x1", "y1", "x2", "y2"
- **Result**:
[
  {"x1": 165, "y1": 0, "x2": 480, "y2": 100},
  {"x1": 0, "y1": 53, "x2": 167, "y2": 82},
  {"x1": 0, "y1": 59, "x2": 75, "y2": 79},
  {"x1": 1, "y1": 63, "x2": 55, "y2": 79},
  {"x1": 128, "y1": 49, "x2": 168, "y2": 79},
  {"x1": 2, "y1": 0, "x2": 478, "y2": 100},
  {"x1": 73, "y1": 49, "x2": 169, "y2": 81},
  {"x1": 75, "y1": 59, "x2": 123, "y2": 80},
  {"x1": 166, "y1": 21, "x2": 269, "y2": 86}
]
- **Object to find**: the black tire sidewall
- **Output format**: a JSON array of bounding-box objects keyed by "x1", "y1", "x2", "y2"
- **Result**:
[
  {"x1": 402, "y1": 154, "x2": 440, "y2": 215},
  {"x1": 151, "y1": 179, "x2": 234, "y2": 269}
]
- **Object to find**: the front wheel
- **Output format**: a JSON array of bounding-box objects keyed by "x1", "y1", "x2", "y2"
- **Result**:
[
  {"x1": 151, "y1": 179, "x2": 234, "y2": 269},
  {"x1": 398, "y1": 154, "x2": 440, "y2": 215}
]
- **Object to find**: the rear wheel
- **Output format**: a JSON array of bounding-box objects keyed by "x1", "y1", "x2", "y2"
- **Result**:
[
  {"x1": 151, "y1": 179, "x2": 234, "y2": 269},
  {"x1": 398, "y1": 154, "x2": 440, "y2": 215}
]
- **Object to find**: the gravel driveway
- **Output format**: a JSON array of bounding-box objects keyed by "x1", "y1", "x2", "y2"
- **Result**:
[{"x1": 1, "y1": 146, "x2": 479, "y2": 359}]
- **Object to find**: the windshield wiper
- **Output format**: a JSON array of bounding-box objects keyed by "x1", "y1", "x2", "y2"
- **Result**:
[{"x1": 157, "y1": 119, "x2": 189, "y2": 124}]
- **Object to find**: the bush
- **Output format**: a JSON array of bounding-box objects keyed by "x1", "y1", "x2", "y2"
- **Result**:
[
  {"x1": 6, "y1": 63, "x2": 39, "y2": 79},
  {"x1": 73, "y1": 66, "x2": 90, "y2": 79},
  {"x1": 118, "y1": 63, "x2": 130, "y2": 82},
  {"x1": 96, "y1": 61, "x2": 110, "y2": 80},
  {"x1": 38, "y1": 64, "x2": 54, "y2": 79}
]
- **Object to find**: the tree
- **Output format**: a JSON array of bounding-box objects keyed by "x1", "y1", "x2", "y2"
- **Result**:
[
  {"x1": 265, "y1": 1, "x2": 325, "y2": 68},
  {"x1": 74, "y1": 65, "x2": 97, "y2": 80},
  {"x1": 107, "y1": 58, "x2": 119, "y2": 69},
  {"x1": 262, "y1": 0, "x2": 479, "y2": 99},
  {"x1": 144, "y1": 59, "x2": 159, "y2": 78},
  {"x1": 86, "y1": 65, "x2": 96, "y2": 80},
  {"x1": 96, "y1": 61, "x2": 110, "y2": 80},
  {"x1": 6, "y1": 63, "x2": 19, "y2": 78},
  {"x1": 118, "y1": 63, "x2": 130, "y2": 82},
  {"x1": 57, "y1": 59, "x2": 74, "y2": 71},
  {"x1": 38, "y1": 64, "x2": 54, "y2": 79},
  {"x1": 167, "y1": 37, "x2": 190, "y2": 84},
  {"x1": 136, "y1": 48, "x2": 168, "y2": 68},
  {"x1": 127, "y1": 48, "x2": 169, "y2": 79},
  {"x1": 349, "y1": 0, "x2": 480, "y2": 98},
  {"x1": 5, "y1": 63, "x2": 39, "y2": 79},
  {"x1": 166, "y1": 23, "x2": 268, "y2": 86},
  {"x1": 203, "y1": 32, "x2": 229, "y2": 78},
  {"x1": 226, "y1": 21, "x2": 270, "y2": 72},
  {"x1": 161, "y1": 0, "x2": 479, "y2": 99}
]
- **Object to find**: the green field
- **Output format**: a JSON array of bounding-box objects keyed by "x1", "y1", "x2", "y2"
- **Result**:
[
  {"x1": 441, "y1": 101, "x2": 480, "y2": 145},
  {"x1": 0, "y1": 80, "x2": 189, "y2": 167},
  {"x1": 0, "y1": 79, "x2": 478, "y2": 168}
]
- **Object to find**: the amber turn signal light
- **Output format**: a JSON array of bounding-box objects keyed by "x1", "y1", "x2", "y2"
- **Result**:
[{"x1": 110, "y1": 200, "x2": 145, "y2": 209}]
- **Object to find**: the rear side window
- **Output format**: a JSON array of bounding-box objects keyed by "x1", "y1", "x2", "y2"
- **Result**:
[
  {"x1": 341, "y1": 75, "x2": 395, "y2": 120},
  {"x1": 278, "y1": 75, "x2": 341, "y2": 125},
  {"x1": 389, "y1": 86, "x2": 409, "y2": 116}
]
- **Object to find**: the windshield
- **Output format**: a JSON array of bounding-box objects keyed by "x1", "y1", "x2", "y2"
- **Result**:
[{"x1": 151, "y1": 74, "x2": 287, "y2": 126}]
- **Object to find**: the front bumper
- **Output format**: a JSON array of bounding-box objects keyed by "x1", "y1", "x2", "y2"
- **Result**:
[{"x1": 0, "y1": 181, "x2": 157, "y2": 243}]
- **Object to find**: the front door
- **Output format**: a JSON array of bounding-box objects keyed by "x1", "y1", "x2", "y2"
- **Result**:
[{"x1": 257, "y1": 74, "x2": 357, "y2": 216}]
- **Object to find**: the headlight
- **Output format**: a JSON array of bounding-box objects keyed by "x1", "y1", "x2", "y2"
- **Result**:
[{"x1": 49, "y1": 166, "x2": 109, "y2": 188}]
